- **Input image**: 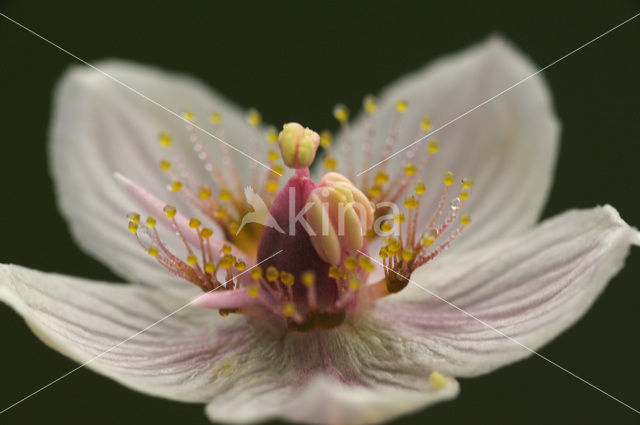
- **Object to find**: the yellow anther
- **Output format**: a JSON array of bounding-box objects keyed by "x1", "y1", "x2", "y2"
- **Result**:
[
  {"x1": 427, "y1": 139, "x2": 439, "y2": 154},
  {"x1": 443, "y1": 171, "x2": 455, "y2": 186},
  {"x1": 127, "y1": 221, "x2": 138, "y2": 233},
  {"x1": 159, "y1": 159, "x2": 171, "y2": 171},
  {"x1": 460, "y1": 214, "x2": 472, "y2": 227},
  {"x1": 250, "y1": 266, "x2": 263, "y2": 279},
  {"x1": 404, "y1": 164, "x2": 417, "y2": 176},
  {"x1": 323, "y1": 156, "x2": 337, "y2": 170},
  {"x1": 265, "y1": 180, "x2": 279, "y2": 194},
  {"x1": 219, "y1": 255, "x2": 234, "y2": 269},
  {"x1": 387, "y1": 238, "x2": 401, "y2": 254},
  {"x1": 266, "y1": 266, "x2": 279, "y2": 282},
  {"x1": 462, "y1": 177, "x2": 474, "y2": 189},
  {"x1": 146, "y1": 216, "x2": 157, "y2": 228},
  {"x1": 422, "y1": 229, "x2": 437, "y2": 246},
  {"x1": 127, "y1": 212, "x2": 140, "y2": 223},
  {"x1": 401, "y1": 248, "x2": 414, "y2": 262},
  {"x1": 210, "y1": 112, "x2": 222, "y2": 125},
  {"x1": 158, "y1": 132, "x2": 172, "y2": 147},
  {"x1": 266, "y1": 127, "x2": 278, "y2": 143},
  {"x1": 381, "y1": 220, "x2": 393, "y2": 234},
  {"x1": 363, "y1": 95, "x2": 377, "y2": 114},
  {"x1": 344, "y1": 256, "x2": 358, "y2": 271},
  {"x1": 379, "y1": 246, "x2": 389, "y2": 259},
  {"x1": 301, "y1": 271, "x2": 316, "y2": 287},
  {"x1": 358, "y1": 256, "x2": 374, "y2": 272},
  {"x1": 333, "y1": 104, "x2": 349, "y2": 123},
  {"x1": 280, "y1": 271, "x2": 294, "y2": 287},
  {"x1": 271, "y1": 164, "x2": 285, "y2": 176},
  {"x1": 198, "y1": 186, "x2": 212, "y2": 200},
  {"x1": 183, "y1": 110, "x2": 195, "y2": 122},
  {"x1": 200, "y1": 227, "x2": 213, "y2": 238},
  {"x1": 186, "y1": 254, "x2": 198, "y2": 266},
  {"x1": 328, "y1": 265, "x2": 342, "y2": 279},
  {"x1": 320, "y1": 130, "x2": 332, "y2": 148},
  {"x1": 414, "y1": 180, "x2": 426, "y2": 195},
  {"x1": 459, "y1": 189, "x2": 471, "y2": 201},
  {"x1": 169, "y1": 181, "x2": 183, "y2": 192},
  {"x1": 282, "y1": 302, "x2": 296, "y2": 317},
  {"x1": 429, "y1": 371, "x2": 449, "y2": 390},
  {"x1": 247, "y1": 284, "x2": 260, "y2": 298},
  {"x1": 215, "y1": 208, "x2": 228, "y2": 219},
  {"x1": 278, "y1": 122, "x2": 321, "y2": 169},
  {"x1": 421, "y1": 116, "x2": 432, "y2": 131},
  {"x1": 189, "y1": 218, "x2": 201, "y2": 229},
  {"x1": 404, "y1": 196, "x2": 418, "y2": 210},
  {"x1": 267, "y1": 150, "x2": 280, "y2": 162},
  {"x1": 395, "y1": 100, "x2": 408, "y2": 113},
  {"x1": 147, "y1": 246, "x2": 159, "y2": 257},
  {"x1": 235, "y1": 260, "x2": 246, "y2": 271},
  {"x1": 222, "y1": 244, "x2": 232, "y2": 255},
  {"x1": 393, "y1": 213, "x2": 405, "y2": 224},
  {"x1": 219, "y1": 188, "x2": 232, "y2": 202},
  {"x1": 247, "y1": 108, "x2": 261, "y2": 126},
  {"x1": 374, "y1": 171, "x2": 389, "y2": 185},
  {"x1": 349, "y1": 277, "x2": 361, "y2": 291},
  {"x1": 162, "y1": 205, "x2": 178, "y2": 218},
  {"x1": 205, "y1": 262, "x2": 216, "y2": 274},
  {"x1": 368, "y1": 184, "x2": 382, "y2": 198}
]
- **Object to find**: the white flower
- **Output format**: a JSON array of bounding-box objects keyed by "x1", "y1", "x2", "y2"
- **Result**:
[{"x1": 1, "y1": 36, "x2": 638, "y2": 425}]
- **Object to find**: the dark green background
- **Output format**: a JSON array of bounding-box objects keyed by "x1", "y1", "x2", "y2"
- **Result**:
[{"x1": 1, "y1": 1, "x2": 639, "y2": 424}]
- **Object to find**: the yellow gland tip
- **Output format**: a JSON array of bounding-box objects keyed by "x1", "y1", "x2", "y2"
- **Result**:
[
  {"x1": 380, "y1": 220, "x2": 393, "y2": 233},
  {"x1": 127, "y1": 212, "x2": 140, "y2": 223},
  {"x1": 443, "y1": 171, "x2": 455, "y2": 186},
  {"x1": 301, "y1": 270, "x2": 316, "y2": 287},
  {"x1": 271, "y1": 164, "x2": 285, "y2": 176},
  {"x1": 146, "y1": 216, "x2": 157, "y2": 228},
  {"x1": 127, "y1": 221, "x2": 138, "y2": 233},
  {"x1": 169, "y1": 181, "x2": 183, "y2": 192},
  {"x1": 363, "y1": 95, "x2": 378, "y2": 114},
  {"x1": 404, "y1": 164, "x2": 417, "y2": 176},
  {"x1": 393, "y1": 213, "x2": 405, "y2": 224},
  {"x1": 247, "y1": 284, "x2": 260, "y2": 298},
  {"x1": 379, "y1": 246, "x2": 389, "y2": 259},
  {"x1": 280, "y1": 271, "x2": 295, "y2": 286},
  {"x1": 323, "y1": 156, "x2": 337, "y2": 170},
  {"x1": 215, "y1": 208, "x2": 228, "y2": 219},
  {"x1": 189, "y1": 218, "x2": 201, "y2": 229},
  {"x1": 200, "y1": 227, "x2": 213, "y2": 238},
  {"x1": 198, "y1": 186, "x2": 212, "y2": 200},
  {"x1": 375, "y1": 171, "x2": 390, "y2": 185},
  {"x1": 267, "y1": 150, "x2": 280, "y2": 162},
  {"x1": 401, "y1": 248, "x2": 414, "y2": 262},
  {"x1": 158, "y1": 132, "x2": 172, "y2": 147},
  {"x1": 404, "y1": 196, "x2": 418, "y2": 209},
  {"x1": 328, "y1": 265, "x2": 342, "y2": 279},
  {"x1": 183, "y1": 110, "x2": 195, "y2": 122},
  {"x1": 460, "y1": 189, "x2": 471, "y2": 201},
  {"x1": 159, "y1": 159, "x2": 171, "y2": 171},
  {"x1": 429, "y1": 371, "x2": 449, "y2": 390},
  {"x1": 333, "y1": 104, "x2": 349, "y2": 123},
  {"x1": 395, "y1": 100, "x2": 408, "y2": 113},
  {"x1": 460, "y1": 214, "x2": 471, "y2": 226},
  {"x1": 204, "y1": 262, "x2": 216, "y2": 274},
  {"x1": 235, "y1": 260, "x2": 246, "y2": 271},
  {"x1": 358, "y1": 256, "x2": 374, "y2": 272},
  {"x1": 421, "y1": 116, "x2": 432, "y2": 131},
  {"x1": 320, "y1": 130, "x2": 332, "y2": 148},
  {"x1": 186, "y1": 254, "x2": 198, "y2": 266},
  {"x1": 219, "y1": 188, "x2": 232, "y2": 202},
  {"x1": 344, "y1": 256, "x2": 358, "y2": 271},
  {"x1": 266, "y1": 127, "x2": 278, "y2": 143},
  {"x1": 247, "y1": 108, "x2": 261, "y2": 126},
  {"x1": 147, "y1": 246, "x2": 159, "y2": 257},
  {"x1": 349, "y1": 277, "x2": 361, "y2": 291},
  {"x1": 250, "y1": 266, "x2": 263, "y2": 279},
  {"x1": 462, "y1": 177, "x2": 474, "y2": 189},
  {"x1": 219, "y1": 255, "x2": 235, "y2": 269},
  {"x1": 368, "y1": 184, "x2": 382, "y2": 198},
  {"x1": 210, "y1": 112, "x2": 222, "y2": 125},
  {"x1": 387, "y1": 238, "x2": 401, "y2": 254},
  {"x1": 222, "y1": 244, "x2": 232, "y2": 254},
  {"x1": 414, "y1": 180, "x2": 426, "y2": 195},
  {"x1": 265, "y1": 180, "x2": 279, "y2": 193},
  {"x1": 282, "y1": 302, "x2": 296, "y2": 317},
  {"x1": 163, "y1": 205, "x2": 177, "y2": 218},
  {"x1": 266, "y1": 266, "x2": 279, "y2": 282},
  {"x1": 428, "y1": 139, "x2": 439, "y2": 154}
]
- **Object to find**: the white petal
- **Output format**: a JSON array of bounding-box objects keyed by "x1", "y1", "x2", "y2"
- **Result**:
[
  {"x1": 0, "y1": 264, "x2": 245, "y2": 402},
  {"x1": 332, "y1": 36, "x2": 559, "y2": 251},
  {"x1": 376, "y1": 205, "x2": 639, "y2": 377},
  {"x1": 49, "y1": 60, "x2": 274, "y2": 290}
]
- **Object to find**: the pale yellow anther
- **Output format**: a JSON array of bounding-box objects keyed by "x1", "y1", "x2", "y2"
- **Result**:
[
  {"x1": 333, "y1": 104, "x2": 349, "y2": 123},
  {"x1": 127, "y1": 212, "x2": 140, "y2": 223},
  {"x1": 379, "y1": 246, "x2": 389, "y2": 259},
  {"x1": 128, "y1": 221, "x2": 138, "y2": 233},
  {"x1": 344, "y1": 256, "x2": 358, "y2": 271},
  {"x1": 169, "y1": 181, "x2": 183, "y2": 192},
  {"x1": 215, "y1": 208, "x2": 228, "y2": 219},
  {"x1": 282, "y1": 302, "x2": 296, "y2": 317},
  {"x1": 375, "y1": 171, "x2": 389, "y2": 185},
  {"x1": 199, "y1": 186, "x2": 212, "y2": 200},
  {"x1": 422, "y1": 229, "x2": 437, "y2": 246},
  {"x1": 267, "y1": 150, "x2": 280, "y2": 162},
  {"x1": 401, "y1": 248, "x2": 414, "y2": 262},
  {"x1": 363, "y1": 95, "x2": 378, "y2": 114},
  {"x1": 404, "y1": 196, "x2": 418, "y2": 210},
  {"x1": 146, "y1": 216, "x2": 157, "y2": 228},
  {"x1": 266, "y1": 266, "x2": 279, "y2": 282},
  {"x1": 414, "y1": 180, "x2": 426, "y2": 195},
  {"x1": 163, "y1": 205, "x2": 177, "y2": 218},
  {"x1": 460, "y1": 214, "x2": 471, "y2": 227},
  {"x1": 387, "y1": 238, "x2": 401, "y2": 254},
  {"x1": 219, "y1": 255, "x2": 234, "y2": 269},
  {"x1": 396, "y1": 100, "x2": 408, "y2": 113},
  {"x1": 159, "y1": 159, "x2": 171, "y2": 171},
  {"x1": 265, "y1": 180, "x2": 279, "y2": 193},
  {"x1": 404, "y1": 164, "x2": 417, "y2": 176},
  {"x1": 462, "y1": 177, "x2": 474, "y2": 189},
  {"x1": 301, "y1": 271, "x2": 316, "y2": 287},
  {"x1": 324, "y1": 156, "x2": 337, "y2": 170},
  {"x1": 210, "y1": 112, "x2": 222, "y2": 125},
  {"x1": 222, "y1": 245, "x2": 232, "y2": 255},
  {"x1": 460, "y1": 189, "x2": 471, "y2": 201},
  {"x1": 247, "y1": 284, "x2": 260, "y2": 298},
  {"x1": 428, "y1": 139, "x2": 439, "y2": 154},
  {"x1": 147, "y1": 246, "x2": 159, "y2": 257},
  {"x1": 189, "y1": 218, "x2": 201, "y2": 229},
  {"x1": 186, "y1": 254, "x2": 198, "y2": 266},
  {"x1": 421, "y1": 116, "x2": 432, "y2": 131},
  {"x1": 205, "y1": 262, "x2": 216, "y2": 274},
  {"x1": 280, "y1": 271, "x2": 294, "y2": 287},
  {"x1": 320, "y1": 130, "x2": 332, "y2": 148},
  {"x1": 381, "y1": 220, "x2": 393, "y2": 234},
  {"x1": 247, "y1": 108, "x2": 261, "y2": 126},
  {"x1": 250, "y1": 266, "x2": 263, "y2": 279},
  {"x1": 443, "y1": 171, "x2": 455, "y2": 186},
  {"x1": 158, "y1": 132, "x2": 172, "y2": 147},
  {"x1": 349, "y1": 277, "x2": 361, "y2": 291},
  {"x1": 183, "y1": 110, "x2": 195, "y2": 122},
  {"x1": 277, "y1": 122, "x2": 321, "y2": 169},
  {"x1": 368, "y1": 184, "x2": 382, "y2": 198},
  {"x1": 429, "y1": 371, "x2": 449, "y2": 390},
  {"x1": 328, "y1": 265, "x2": 342, "y2": 279},
  {"x1": 266, "y1": 127, "x2": 278, "y2": 143},
  {"x1": 200, "y1": 227, "x2": 213, "y2": 238},
  {"x1": 235, "y1": 260, "x2": 246, "y2": 271},
  {"x1": 219, "y1": 188, "x2": 232, "y2": 202}
]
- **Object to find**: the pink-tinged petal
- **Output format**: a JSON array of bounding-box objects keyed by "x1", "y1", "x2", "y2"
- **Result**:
[
  {"x1": 49, "y1": 60, "x2": 272, "y2": 291},
  {"x1": 375, "y1": 205, "x2": 639, "y2": 377},
  {"x1": 0, "y1": 264, "x2": 252, "y2": 402},
  {"x1": 333, "y1": 36, "x2": 559, "y2": 252}
]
